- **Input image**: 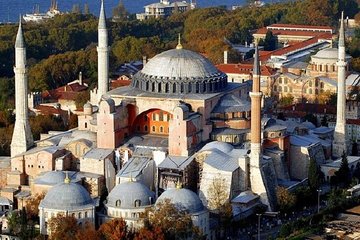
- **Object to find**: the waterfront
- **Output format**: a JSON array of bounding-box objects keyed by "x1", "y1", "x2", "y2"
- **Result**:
[{"x1": 0, "y1": 0, "x2": 280, "y2": 23}]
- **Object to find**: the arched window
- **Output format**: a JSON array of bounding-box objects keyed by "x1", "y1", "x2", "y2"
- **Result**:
[
  {"x1": 320, "y1": 82, "x2": 324, "y2": 88},
  {"x1": 78, "y1": 212, "x2": 82, "y2": 219},
  {"x1": 116, "y1": 200, "x2": 121, "y2": 207},
  {"x1": 308, "y1": 88, "x2": 312, "y2": 94},
  {"x1": 165, "y1": 83, "x2": 169, "y2": 93},
  {"x1": 152, "y1": 82, "x2": 155, "y2": 92},
  {"x1": 144, "y1": 125, "x2": 148, "y2": 132},
  {"x1": 278, "y1": 86, "x2": 282, "y2": 92},
  {"x1": 160, "y1": 126, "x2": 164, "y2": 133},
  {"x1": 181, "y1": 83, "x2": 184, "y2": 93},
  {"x1": 84, "y1": 122, "x2": 87, "y2": 129},
  {"x1": 173, "y1": 83, "x2": 177, "y2": 93},
  {"x1": 135, "y1": 200, "x2": 141, "y2": 207},
  {"x1": 309, "y1": 81, "x2": 313, "y2": 87},
  {"x1": 85, "y1": 212, "x2": 88, "y2": 218},
  {"x1": 146, "y1": 81, "x2": 149, "y2": 91},
  {"x1": 152, "y1": 126, "x2": 156, "y2": 132},
  {"x1": 158, "y1": 82, "x2": 162, "y2": 92},
  {"x1": 284, "y1": 86, "x2": 288, "y2": 92}
]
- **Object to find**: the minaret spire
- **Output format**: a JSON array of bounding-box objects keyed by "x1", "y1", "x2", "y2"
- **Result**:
[
  {"x1": 11, "y1": 17, "x2": 34, "y2": 157},
  {"x1": 249, "y1": 42, "x2": 273, "y2": 209},
  {"x1": 333, "y1": 11, "x2": 348, "y2": 157},
  {"x1": 96, "y1": 0, "x2": 109, "y2": 103}
]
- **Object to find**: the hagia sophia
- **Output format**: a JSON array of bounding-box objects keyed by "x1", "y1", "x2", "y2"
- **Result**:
[{"x1": 0, "y1": 1, "x2": 356, "y2": 238}]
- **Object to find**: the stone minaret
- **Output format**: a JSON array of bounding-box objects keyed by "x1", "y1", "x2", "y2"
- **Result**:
[
  {"x1": 333, "y1": 12, "x2": 348, "y2": 157},
  {"x1": 11, "y1": 18, "x2": 34, "y2": 157},
  {"x1": 97, "y1": 0, "x2": 109, "y2": 103},
  {"x1": 249, "y1": 43, "x2": 271, "y2": 207}
]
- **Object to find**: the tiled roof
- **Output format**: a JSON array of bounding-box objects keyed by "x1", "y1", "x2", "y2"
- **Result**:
[
  {"x1": 347, "y1": 119, "x2": 360, "y2": 125},
  {"x1": 268, "y1": 24, "x2": 332, "y2": 31},
  {"x1": 279, "y1": 103, "x2": 336, "y2": 115},
  {"x1": 34, "y1": 105, "x2": 67, "y2": 116},
  {"x1": 216, "y1": 64, "x2": 275, "y2": 76},
  {"x1": 259, "y1": 34, "x2": 332, "y2": 61},
  {"x1": 42, "y1": 82, "x2": 88, "y2": 101}
]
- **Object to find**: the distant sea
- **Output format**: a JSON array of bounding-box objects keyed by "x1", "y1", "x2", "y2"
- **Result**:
[{"x1": 0, "y1": 0, "x2": 283, "y2": 23}]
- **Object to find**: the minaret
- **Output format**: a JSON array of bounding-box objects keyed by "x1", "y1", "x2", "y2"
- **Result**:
[
  {"x1": 249, "y1": 43, "x2": 271, "y2": 207},
  {"x1": 11, "y1": 17, "x2": 34, "y2": 157},
  {"x1": 333, "y1": 12, "x2": 348, "y2": 157},
  {"x1": 97, "y1": 0, "x2": 109, "y2": 103}
]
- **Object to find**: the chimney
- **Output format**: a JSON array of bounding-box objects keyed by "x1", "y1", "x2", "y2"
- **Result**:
[
  {"x1": 143, "y1": 56, "x2": 147, "y2": 67},
  {"x1": 79, "y1": 71, "x2": 83, "y2": 85},
  {"x1": 224, "y1": 50, "x2": 228, "y2": 64}
]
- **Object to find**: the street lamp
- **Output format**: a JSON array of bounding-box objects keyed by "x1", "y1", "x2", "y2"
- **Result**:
[
  {"x1": 256, "y1": 213, "x2": 262, "y2": 240},
  {"x1": 317, "y1": 189, "x2": 322, "y2": 213}
]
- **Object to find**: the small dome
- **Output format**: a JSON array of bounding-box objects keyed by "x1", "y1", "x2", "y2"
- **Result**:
[
  {"x1": 202, "y1": 141, "x2": 234, "y2": 153},
  {"x1": 107, "y1": 181, "x2": 155, "y2": 209},
  {"x1": 40, "y1": 182, "x2": 94, "y2": 210},
  {"x1": 84, "y1": 102, "x2": 92, "y2": 109},
  {"x1": 312, "y1": 48, "x2": 351, "y2": 61},
  {"x1": 34, "y1": 171, "x2": 80, "y2": 186},
  {"x1": 131, "y1": 48, "x2": 227, "y2": 94},
  {"x1": 156, "y1": 188, "x2": 204, "y2": 213}
]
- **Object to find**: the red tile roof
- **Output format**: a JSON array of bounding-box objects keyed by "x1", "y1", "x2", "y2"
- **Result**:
[
  {"x1": 259, "y1": 33, "x2": 332, "y2": 61},
  {"x1": 347, "y1": 119, "x2": 360, "y2": 125},
  {"x1": 110, "y1": 79, "x2": 131, "y2": 89},
  {"x1": 279, "y1": 103, "x2": 336, "y2": 115},
  {"x1": 255, "y1": 27, "x2": 331, "y2": 37},
  {"x1": 268, "y1": 24, "x2": 332, "y2": 31},
  {"x1": 42, "y1": 82, "x2": 88, "y2": 101},
  {"x1": 216, "y1": 64, "x2": 276, "y2": 76},
  {"x1": 34, "y1": 105, "x2": 67, "y2": 116}
]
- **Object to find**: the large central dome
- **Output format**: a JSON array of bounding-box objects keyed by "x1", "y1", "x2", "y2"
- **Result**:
[{"x1": 131, "y1": 48, "x2": 227, "y2": 94}]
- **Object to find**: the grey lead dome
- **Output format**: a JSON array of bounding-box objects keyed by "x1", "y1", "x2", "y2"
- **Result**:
[
  {"x1": 40, "y1": 182, "x2": 94, "y2": 210},
  {"x1": 131, "y1": 48, "x2": 227, "y2": 94},
  {"x1": 156, "y1": 188, "x2": 204, "y2": 213},
  {"x1": 107, "y1": 181, "x2": 155, "y2": 209}
]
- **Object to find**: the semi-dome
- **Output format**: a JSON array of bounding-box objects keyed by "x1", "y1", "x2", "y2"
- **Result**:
[
  {"x1": 107, "y1": 181, "x2": 155, "y2": 209},
  {"x1": 34, "y1": 171, "x2": 80, "y2": 186},
  {"x1": 156, "y1": 188, "x2": 204, "y2": 213},
  {"x1": 201, "y1": 141, "x2": 234, "y2": 153},
  {"x1": 39, "y1": 182, "x2": 94, "y2": 210},
  {"x1": 131, "y1": 48, "x2": 227, "y2": 94}
]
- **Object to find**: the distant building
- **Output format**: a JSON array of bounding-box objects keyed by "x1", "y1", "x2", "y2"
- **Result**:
[
  {"x1": 253, "y1": 24, "x2": 333, "y2": 43},
  {"x1": 136, "y1": 0, "x2": 196, "y2": 21}
]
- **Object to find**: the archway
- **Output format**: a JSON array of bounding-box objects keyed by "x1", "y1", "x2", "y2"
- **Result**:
[{"x1": 132, "y1": 109, "x2": 173, "y2": 136}]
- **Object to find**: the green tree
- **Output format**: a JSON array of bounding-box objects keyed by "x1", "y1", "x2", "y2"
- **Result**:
[
  {"x1": 98, "y1": 218, "x2": 131, "y2": 240},
  {"x1": 263, "y1": 30, "x2": 277, "y2": 51},
  {"x1": 308, "y1": 158, "x2": 322, "y2": 191},
  {"x1": 352, "y1": 141, "x2": 358, "y2": 156},
  {"x1": 276, "y1": 187, "x2": 296, "y2": 213},
  {"x1": 335, "y1": 152, "x2": 352, "y2": 188},
  {"x1": 48, "y1": 214, "x2": 79, "y2": 240},
  {"x1": 146, "y1": 199, "x2": 201, "y2": 240},
  {"x1": 279, "y1": 94, "x2": 294, "y2": 106},
  {"x1": 321, "y1": 115, "x2": 328, "y2": 127}
]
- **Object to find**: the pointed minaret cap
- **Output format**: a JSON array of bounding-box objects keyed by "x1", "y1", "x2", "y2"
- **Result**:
[
  {"x1": 15, "y1": 15, "x2": 25, "y2": 48},
  {"x1": 64, "y1": 171, "x2": 71, "y2": 184},
  {"x1": 253, "y1": 41, "x2": 260, "y2": 76},
  {"x1": 339, "y1": 11, "x2": 345, "y2": 47},
  {"x1": 176, "y1": 33, "x2": 183, "y2": 50},
  {"x1": 98, "y1": 0, "x2": 107, "y2": 29}
]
